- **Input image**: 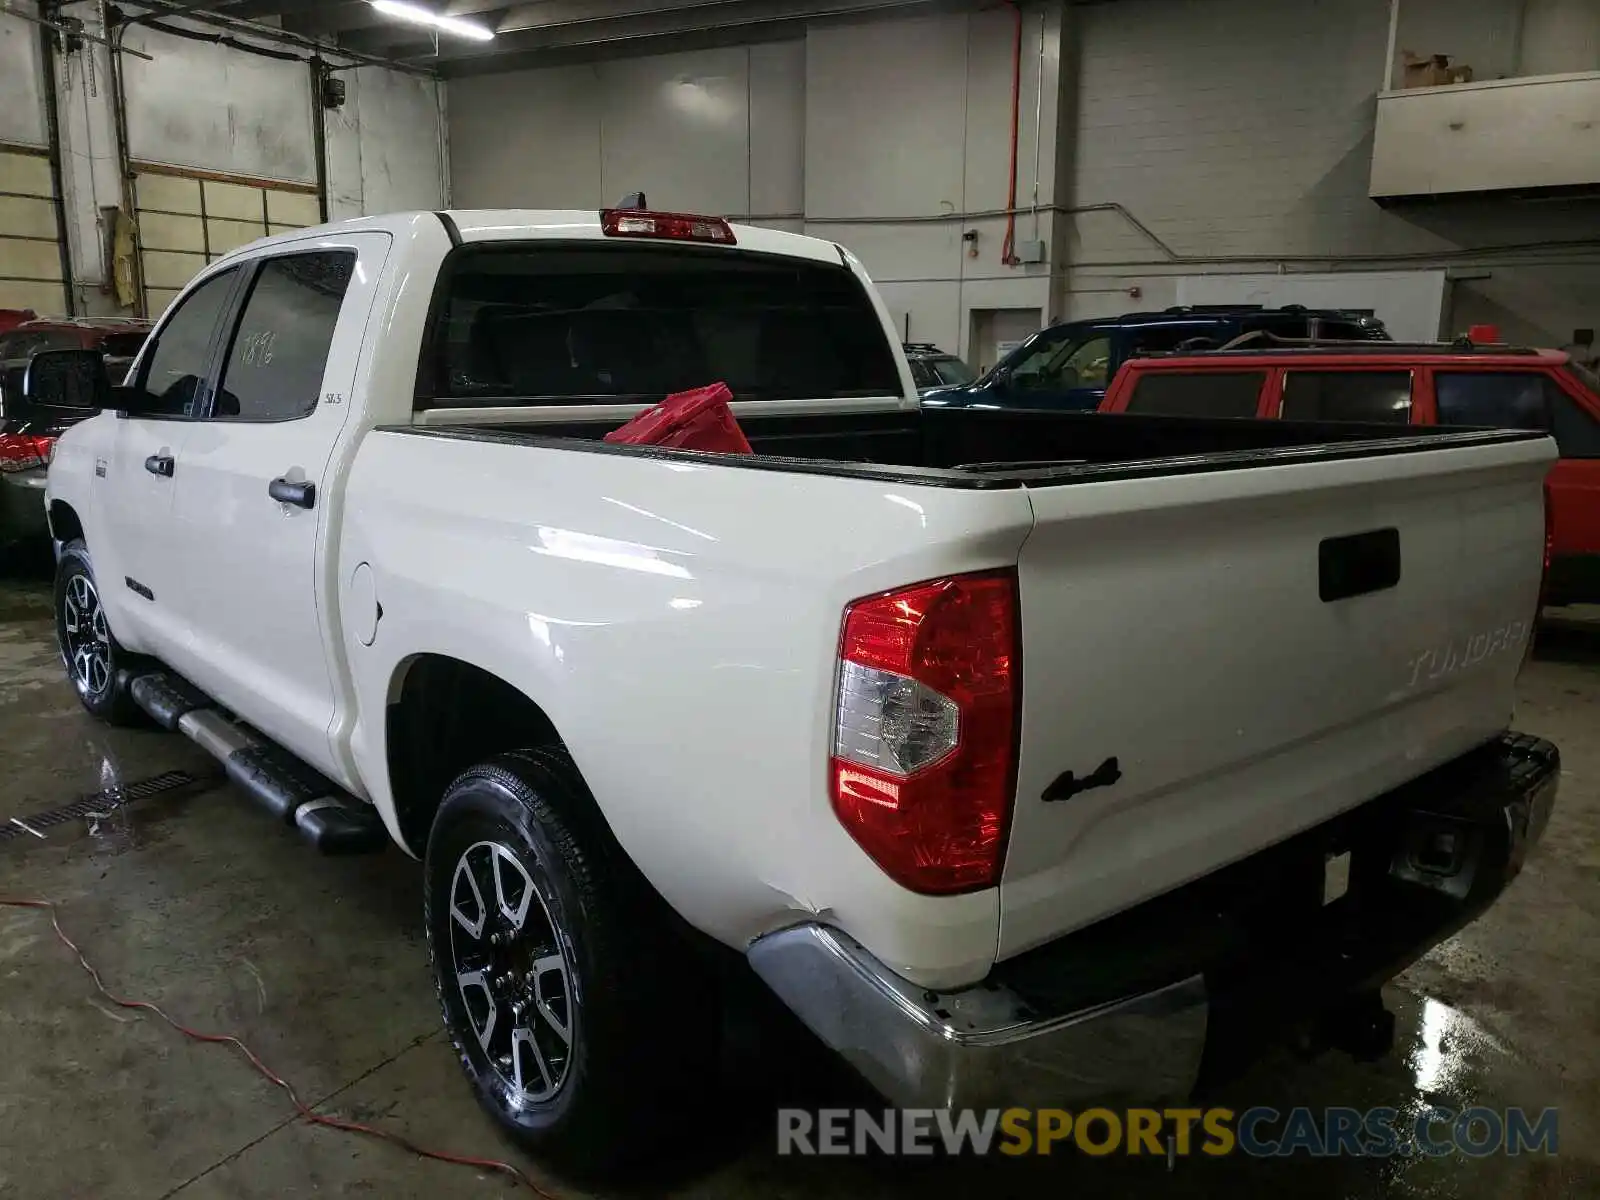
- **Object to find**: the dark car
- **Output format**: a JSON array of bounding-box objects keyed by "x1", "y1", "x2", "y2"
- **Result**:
[
  {"x1": 902, "y1": 342, "x2": 977, "y2": 395},
  {"x1": 0, "y1": 317, "x2": 152, "y2": 547},
  {"x1": 924, "y1": 305, "x2": 1390, "y2": 412}
]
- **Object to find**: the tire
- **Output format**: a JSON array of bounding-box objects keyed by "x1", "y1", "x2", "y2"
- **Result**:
[
  {"x1": 54, "y1": 539, "x2": 142, "y2": 725},
  {"x1": 424, "y1": 748, "x2": 718, "y2": 1172}
]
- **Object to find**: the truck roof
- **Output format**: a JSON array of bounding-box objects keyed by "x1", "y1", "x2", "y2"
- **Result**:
[
  {"x1": 213, "y1": 209, "x2": 847, "y2": 267},
  {"x1": 7, "y1": 316, "x2": 153, "y2": 335}
]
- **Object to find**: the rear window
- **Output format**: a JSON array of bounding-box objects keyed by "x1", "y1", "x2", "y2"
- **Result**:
[
  {"x1": 98, "y1": 332, "x2": 148, "y2": 358},
  {"x1": 424, "y1": 244, "x2": 902, "y2": 406},
  {"x1": 1123, "y1": 371, "x2": 1265, "y2": 418},
  {"x1": 930, "y1": 356, "x2": 976, "y2": 387},
  {"x1": 1436, "y1": 370, "x2": 1600, "y2": 458},
  {"x1": 1280, "y1": 370, "x2": 1412, "y2": 423}
]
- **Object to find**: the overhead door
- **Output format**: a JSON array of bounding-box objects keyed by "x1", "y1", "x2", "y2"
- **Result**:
[
  {"x1": 0, "y1": 143, "x2": 67, "y2": 315},
  {"x1": 133, "y1": 166, "x2": 322, "y2": 316}
]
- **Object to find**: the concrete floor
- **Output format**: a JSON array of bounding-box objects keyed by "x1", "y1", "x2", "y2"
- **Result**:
[{"x1": 0, "y1": 561, "x2": 1596, "y2": 1199}]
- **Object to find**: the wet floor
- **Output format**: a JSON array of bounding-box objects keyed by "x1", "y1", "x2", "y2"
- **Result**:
[{"x1": 0, "y1": 562, "x2": 1596, "y2": 1199}]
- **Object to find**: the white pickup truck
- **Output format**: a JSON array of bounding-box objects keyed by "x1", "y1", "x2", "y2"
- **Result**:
[{"x1": 29, "y1": 209, "x2": 1558, "y2": 1167}]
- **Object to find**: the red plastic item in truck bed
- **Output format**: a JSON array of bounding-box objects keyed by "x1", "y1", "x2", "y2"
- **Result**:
[{"x1": 603, "y1": 382, "x2": 753, "y2": 455}]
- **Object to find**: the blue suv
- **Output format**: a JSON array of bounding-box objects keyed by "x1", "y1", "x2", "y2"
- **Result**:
[{"x1": 924, "y1": 305, "x2": 1390, "y2": 411}]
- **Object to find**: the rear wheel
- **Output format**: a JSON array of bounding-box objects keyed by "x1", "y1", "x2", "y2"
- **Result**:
[
  {"x1": 424, "y1": 748, "x2": 717, "y2": 1171},
  {"x1": 54, "y1": 540, "x2": 142, "y2": 725}
]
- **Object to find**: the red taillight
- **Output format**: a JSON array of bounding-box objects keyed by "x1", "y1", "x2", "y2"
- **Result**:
[
  {"x1": 830, "y1": 570, "x2": 1019, "y2": 894},
  {"x1": 600, "y1": 208, "x2": 736, "y2": 245},
  {"x1": 0, "y1": 433, "x2": 54, "y2": 473}
]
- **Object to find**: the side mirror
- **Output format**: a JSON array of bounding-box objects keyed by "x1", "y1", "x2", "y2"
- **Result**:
[{"x1": 22, "y1": 349, "x2": 111, "y2": 412}]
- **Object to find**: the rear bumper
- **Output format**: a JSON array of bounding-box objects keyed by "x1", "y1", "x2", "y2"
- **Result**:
[
  {"x1": 748, "y1": 733, "x2": 1558, "y2": 1109},
  {"x1": 0, "y1": 468, "x2": 49, "y2": 543}
]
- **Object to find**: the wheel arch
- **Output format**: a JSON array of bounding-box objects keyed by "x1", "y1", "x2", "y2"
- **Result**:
[
  {"x1": 48, "y1": 499, "x2": 84, "y2": 547},
  {"x1": 384, "y1": 652, "x2": 602, "y2": 857}
]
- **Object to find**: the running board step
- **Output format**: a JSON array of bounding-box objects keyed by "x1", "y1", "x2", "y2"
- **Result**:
[
  {"x1": 129, "y1": 673, "x2": 387, "y2": 856},
  {"x1": 130, "y1": 671, "x2": 212, "y2": 731}
]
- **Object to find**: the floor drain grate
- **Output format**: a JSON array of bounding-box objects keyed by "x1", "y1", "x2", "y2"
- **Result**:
[{"x1": 1, "y1": 768, "x2": 223, "y2": 843}]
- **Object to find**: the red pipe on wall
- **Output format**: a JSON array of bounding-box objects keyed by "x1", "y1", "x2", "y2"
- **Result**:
[{"x1": 1000, "y1": 0, "x2": 1023, "y2": 266}]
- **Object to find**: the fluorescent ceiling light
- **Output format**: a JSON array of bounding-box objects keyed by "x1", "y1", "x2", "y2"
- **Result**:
[{"x1": 367, "y1": 0, "x2": 495, "y2": 42}]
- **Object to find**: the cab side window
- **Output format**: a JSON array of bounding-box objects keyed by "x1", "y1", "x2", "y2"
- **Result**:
[
  {"x1": 1434, "y1": 372, "x2": 1548, "y2": 430},
  {"x1": 211, "y1": 252, "x2": 355, "y2": 421},
  {"x1": 1280, "y1": 371, "x2": 1412, "y2": 423},
  {"x1": 1550, "y1": 388, "x2": 1600, "y2": 458},
  {"x1": 136, "y1": 269, "x2": 240, "y2": 418}
]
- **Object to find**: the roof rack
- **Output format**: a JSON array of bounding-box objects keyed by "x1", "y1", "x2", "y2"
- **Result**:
[
  {"x1": 902, "y1": 342, "x2": 944, "y2": 353},
  {"x1": 1130, "y1": 331, "x2": 1544, "y2": 360}
]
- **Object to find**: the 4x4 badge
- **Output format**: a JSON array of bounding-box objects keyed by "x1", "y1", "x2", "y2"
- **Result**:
[{"x1": 1042, "y1": 756, "x2": 1122, "y2": 803}]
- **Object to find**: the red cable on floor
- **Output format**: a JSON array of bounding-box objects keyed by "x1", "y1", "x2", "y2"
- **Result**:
[{"x1": 0, "y1": 896, "x2": 558, "y2": 1198}]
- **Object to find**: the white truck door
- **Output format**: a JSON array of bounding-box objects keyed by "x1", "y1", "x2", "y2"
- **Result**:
[
  {"x1": 164, "y1": 234, "x2": 390, "y2": 779},
  {"x1": 96, "y1": 266, "x2": 245, "y2": 654}
]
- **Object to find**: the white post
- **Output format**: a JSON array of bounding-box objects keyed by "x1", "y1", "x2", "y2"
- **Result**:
[{"x1": 1383, "y1": 0, "x2": 1401, "y2": 91}]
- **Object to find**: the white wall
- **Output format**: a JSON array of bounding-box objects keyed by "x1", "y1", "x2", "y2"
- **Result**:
[
  {"x1": 16, "y1": 6, "x2": 444, "y2": 315},
  {"x1": 804, "y1": 9, "x2": 1062, "y2": 358},
  {"x1": 1520, "y1": 0, "x2": 1600, "y2": 76},
  {"x1": 449, "y1": 44, "x2": 799, "y2": 216},
  {"x1": 325, "y1": 66, "x2": 447, "y2": 221},
  {"x1": 1066, "y1": 0, "x2": 1600, "y2": 349},
  {"x1": 449, "y1": 5, "x2": 1066, "y2": 360},
  {"x1": 1393, "y1": 0, "x2": 1522, "y2": 83},
  {"x1": 121, "y1": 22, "x2": 318, "y2": 183},
  {"x1": 444, "y1": 0, "x2": 1596, "y2": 356},
  {"x1": 1394, "y1": 0, "x2": 1600, "y2": 82}
]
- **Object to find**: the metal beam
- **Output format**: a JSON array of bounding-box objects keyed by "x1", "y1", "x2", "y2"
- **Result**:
[
  {"x1": 346, "y1": 0, "x2": 959, "y2": 59},
  {"x1": 122, "y1": 0, "x2": 439, "y2": 75},
  {"x1": 212, "y1": 0, "x2": 326, "y2": 16},
  {"x1": 495, "y1": 0, "x2": 737, "y2": 29},
  {"x1": 285, "y1": 2, "x2": 401, "y2": 34}
]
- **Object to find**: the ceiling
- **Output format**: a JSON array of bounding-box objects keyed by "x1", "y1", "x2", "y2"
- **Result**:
[{"x1": 162, "y1": 0, "x2": 978, "y2": 74}]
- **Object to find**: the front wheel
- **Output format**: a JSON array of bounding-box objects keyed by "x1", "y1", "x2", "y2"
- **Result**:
[
  {"x1": 54, "y1": 540, "x2": 142, "y2": 725},
  {"x1": 424, "y1": 749, "x2": 718, "y2": 1172}
]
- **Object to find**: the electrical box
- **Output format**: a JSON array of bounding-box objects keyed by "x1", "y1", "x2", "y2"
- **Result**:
[{"x1": 1014, "y1": 239, "x2": 1047, "y2": 264}]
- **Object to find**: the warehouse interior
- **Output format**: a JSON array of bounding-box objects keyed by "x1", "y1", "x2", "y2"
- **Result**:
[{"x1": 1, "y1": 0, "x2": 1599, "y2": 1196}]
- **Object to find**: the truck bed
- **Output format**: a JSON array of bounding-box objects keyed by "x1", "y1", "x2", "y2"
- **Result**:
[
  {"x1": 373, "y1": 403, "x2": 1551, "y2": 966},
  {"x1": 405, "y1": 405, "x2": 1545, "y2": 486}
]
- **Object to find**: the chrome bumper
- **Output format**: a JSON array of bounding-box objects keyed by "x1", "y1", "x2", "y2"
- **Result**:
[
  {"x1": 748, "y1": 923, "x2": 1207, "y2": 1109},
  {"x1": 749, "y1": 733, "x2": 1557, "y2": 1110}
]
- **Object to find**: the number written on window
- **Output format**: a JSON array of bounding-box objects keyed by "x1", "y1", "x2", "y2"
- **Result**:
[{"x1": 212, "y1": 252, "x2": 355, "y2": 422}]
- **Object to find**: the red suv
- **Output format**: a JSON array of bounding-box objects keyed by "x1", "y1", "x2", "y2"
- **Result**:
[
  {"x1": 1099, "y1": 342, "x2": 1600, "y2": 606},
  {"x1": 0, "y1": 317, "x2": 152, "y2": 547}
]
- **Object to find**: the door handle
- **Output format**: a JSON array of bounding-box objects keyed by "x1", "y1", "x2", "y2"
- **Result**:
[
  {"x1": 144, "y1": 454, "x2": 174, "y2": 478},
  {"x1": 269, "y1": 476, "x2": 316, "y2": 509}
]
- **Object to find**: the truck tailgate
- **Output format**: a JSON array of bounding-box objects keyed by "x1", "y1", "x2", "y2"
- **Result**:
[{"x1": 1000, "y1": 435, "x2": 1553, "y2": 959}]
